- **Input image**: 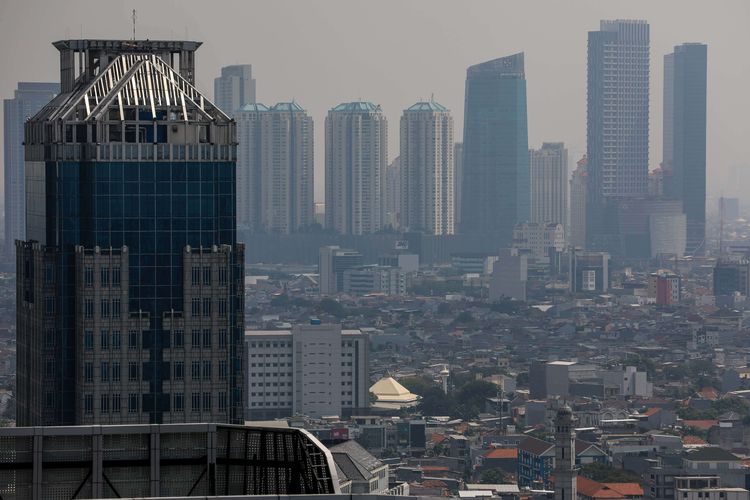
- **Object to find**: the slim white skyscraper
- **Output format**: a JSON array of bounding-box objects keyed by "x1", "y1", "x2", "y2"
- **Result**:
[
  {"x1": 400, "y1": 100, "x2": 454, "y2": 235},
  {"x1": 325, "y1": 102, "x2": 387, "y2": 235},
  {"x1": 234, "y1": 102, "x2": 314, "y2": 233},
  {"x1": 214, "y1": 65, "x2": 256, "y2": 115},
  {"x1": 530, "y1": 143, "x2": 568, "y2": 232}
]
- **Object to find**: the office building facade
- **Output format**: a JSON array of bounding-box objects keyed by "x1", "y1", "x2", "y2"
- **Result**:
[
  {"x1": 530, "y1": 142, "x2": 568, "y2": 232},
  {"x1": 245, "y1": 324, "x2": 369, "y2": 419},
  {"x1": 399, "y1": 100, "x2": 454, "y2": 235},
  {"x1": 325, "y1": 102, "x2": 387, "y2": 235},
  {"x1": 213, "y1": 64, "x2": 256, "y2": 115},
  {"x1": 461, "y1": 53, "x2": 529, "y2": 244},
  {"x1": 318, "y1": 246, "x2": 364, "y2": 295},
  {"x1": 713, "y1": 256, "x2": 750, "y2": 297},
  {"x1": 586, "y1": 20, "x2": 650, "y2": 250},
  {"x1": 235, "y1": 102, "x2": 314, "y2": 233},
  {"x1": 17, "y1": 40, "x2": 245, "y2": 426},
  {"x1": 3, "y1": 82, "x2": 59, "y2": 255},
  {"x1": 570, "y1": 250, "x2": 610, "y2": 293},
  {"x1": 512, "y1": 222, "x2": 566, "y2": 265},
  {"x1": 663, "y1": 44, "x2": 707, "y2": 255}
]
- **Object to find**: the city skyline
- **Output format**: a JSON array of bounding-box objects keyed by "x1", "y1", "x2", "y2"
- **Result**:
[{"x1": 0, "y1": 0, "x2": 747, "y2": 204}]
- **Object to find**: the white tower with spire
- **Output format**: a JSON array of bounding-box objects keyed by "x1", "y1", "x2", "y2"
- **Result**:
[
  {"x1": 439, "y1": 365, "x2": 450, "y2": 395},
  {"x1": 554, "y1": 403, "x2": 577, "y2": 500}
]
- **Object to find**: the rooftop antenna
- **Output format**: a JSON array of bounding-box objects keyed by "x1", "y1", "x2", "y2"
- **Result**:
[{"x1": 132, "y1": 9, "x2": 137, "y2": 40}]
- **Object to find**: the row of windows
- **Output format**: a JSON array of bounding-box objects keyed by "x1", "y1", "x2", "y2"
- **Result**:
[
  {"x1": 84, "y1": 329, "x2": 140, "y2": 350},
  {"x1": 249, "y1": 373, "x2": 293, "y2": 379},
  {"x1": 83, "y1": 392, "x2": 228, "y2": 414},
  {"x1": 84, "y1": 266, "x2": 122, "y2": 288},
  {"x1": 250, "y1": 392, "x2": 292, "y2": 397},
  {"x1": 190, "y1": 297, "x2": 228, "y2": 318},
  {"x1": 190, "y1": 265, "x2": 229, "y2": 286},
  {"x1": 248, "y1": 340, "x2": 357, "y2": 348},
  {"x1": 83, "y1": 298, "x2": 122, "y2": 319}
]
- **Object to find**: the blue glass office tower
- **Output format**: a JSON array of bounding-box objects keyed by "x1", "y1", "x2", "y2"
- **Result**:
[
  {"x1": 663, "y1": 44, "x2": 707, "y2": 255},
  {"x1": 17, "y1": 40, "x2": 244, "y2": 426},
  {"x1": 460, "y1": 53, "x2": 529, "y2": 245},
  {"x1": 3, "y1": 82, "x2": 59, "y2": 255}
]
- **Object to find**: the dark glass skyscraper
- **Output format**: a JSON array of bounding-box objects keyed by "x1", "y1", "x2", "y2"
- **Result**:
[
  {"x1": 663, "y1": 43, "x2": 707, "y2": 255},
  {"x1": 17, "y1": 40, "x2": 244, "y2": 426},
  {"x1": 586, "y1": 20, "x2": 650, "y2": 251},
  {"x1": 460, "y1": 53, "x2": 529, "y2": 244}
]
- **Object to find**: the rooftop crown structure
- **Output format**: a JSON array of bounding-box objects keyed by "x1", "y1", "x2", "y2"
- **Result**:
[{"x1": 17, "y1": 40, "x2": 244, "y2": 426}]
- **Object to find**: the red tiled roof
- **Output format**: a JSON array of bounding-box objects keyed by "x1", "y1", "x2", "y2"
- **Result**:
[
  {"x1": 643, "y1": 408, "x2": 661, "y2": 417},
  {"x1": 682, "y1": 419, "x2": 718, "y2": 430},
  {"x1": 683, "y1": 435, "x2": 708, "y2": 445},
  {"x1": 578, "y1": 477, "x2": 643, "y2": 499},
  {"x1": 431, "y1": 434, "x2": 447, "y2": 444},
  {"x1": 698, "y1": 387, "x2": 719, "y2": 401},
  {"x1": 483, "y1": 448, "x2": 518, "y2": 459},
  {"x1": 421, "y1": 479, "x2": 448, "y2": 488},
  {"x1": 603, "y1": 483, "x2": 645, "y2": 497}
]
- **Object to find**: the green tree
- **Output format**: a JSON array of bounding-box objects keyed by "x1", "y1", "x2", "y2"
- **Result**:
[
  {"x1": 480, "y1": 468, "x2": 510, "y2": 484},
  {"x1": 317, "y1": 298, "x2": 346, "y2": 318},
  {"x1": 580, "y1": 463, "x2": 641, "y2": 483},
  {"x1": 400, "y1": 376, "x2": 438, "y2": 396}
]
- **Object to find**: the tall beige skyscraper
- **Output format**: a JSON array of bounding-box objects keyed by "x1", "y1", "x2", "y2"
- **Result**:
[
  {"x1": 235, "y1": 102, "x2": 314, "y2": 233},
  {"x1": 530, "y1": 142, "x2": 568, "y2": 231},
  {"x1": 400, "y1": 101, "x2": 455, "y2": 235},
  {"x1": 325, "y1": 102, "x2": 388, "y2": 235}
]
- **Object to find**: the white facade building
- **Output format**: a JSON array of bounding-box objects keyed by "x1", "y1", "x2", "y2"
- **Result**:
[
  {"x1": 530, "y1": 143, "x2": 568, "y2": 232},
  {"x1": 245, "y1": 324, "x2": 368, "y2": 419},
  {"x1": 400, "y1": 101, "x2": 455, "y2": 235},
  {"x1": 512, "y1": 222, "x2": 566, "y2": 264},
  {"x1": 342, "y1": 266, "x2": 407, "y2": 296},
  {"x1": 325, "y1": 102, "x2": 388, "y2": 235}
]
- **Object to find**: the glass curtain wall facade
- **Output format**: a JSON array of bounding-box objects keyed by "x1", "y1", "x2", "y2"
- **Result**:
[
  {"x1": 460, "y1": 53, "x2": 529, "y2": 246},
  {"x1": 663, "y1": 43, "x2": 707, "y2": 255},
  {"x1": 17, "y1": 40, "x2": 244, "y2": 426}
]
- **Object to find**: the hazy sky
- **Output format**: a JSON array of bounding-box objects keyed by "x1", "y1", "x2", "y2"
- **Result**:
[{"x1": 1, "y1": 0, "x2": 748, "y2": 202}]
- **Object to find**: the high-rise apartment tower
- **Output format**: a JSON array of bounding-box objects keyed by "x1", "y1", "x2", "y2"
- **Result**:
[
  {"x1": 400, "y1": 100, "x2": 454, "y2": 235},
  {"x1": 234, "y1": 102, "x2": 314, "y2": 233},
  {"x1": 586, "y1": 20, "x2": 650, "y2": 250},
  {"x1": 325, "y1": 102, "x2": 387, "y2": 235}
]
